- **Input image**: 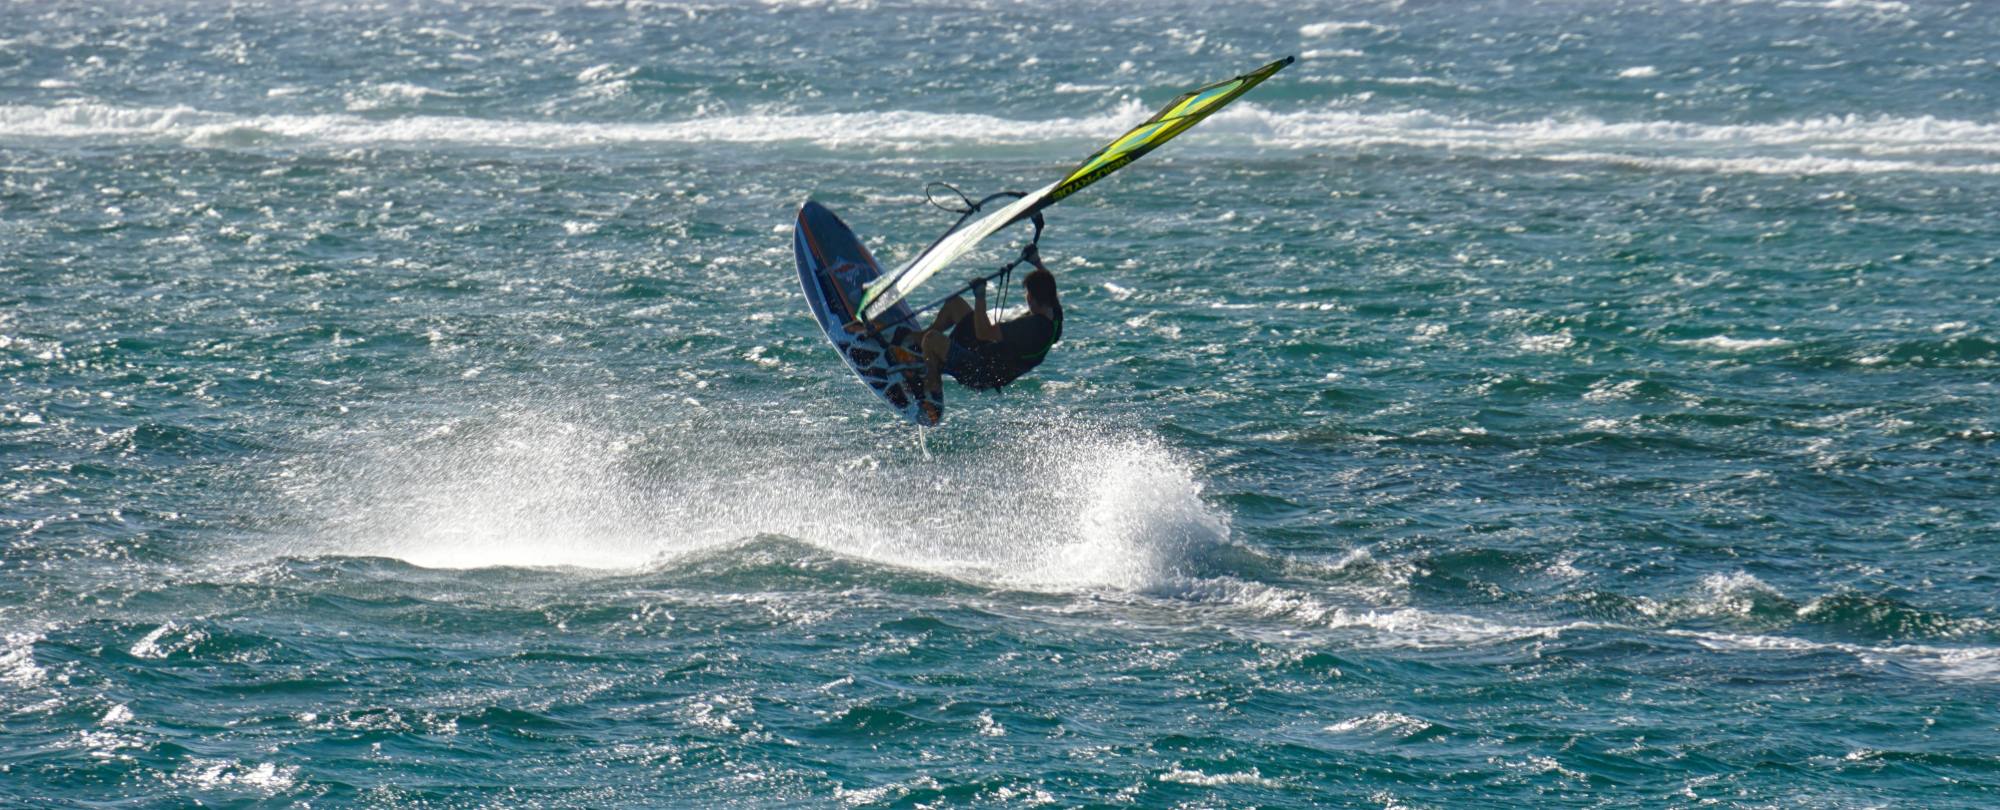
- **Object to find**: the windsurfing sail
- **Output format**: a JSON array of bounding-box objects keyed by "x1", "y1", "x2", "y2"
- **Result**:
[{"x1": 856, "y1": 56, "x2": 1294, "y2": 324}]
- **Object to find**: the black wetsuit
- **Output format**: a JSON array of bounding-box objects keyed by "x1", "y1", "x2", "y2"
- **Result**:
[{"x1": 944, "y1": 308, "x2": 1064, "y2": 391}]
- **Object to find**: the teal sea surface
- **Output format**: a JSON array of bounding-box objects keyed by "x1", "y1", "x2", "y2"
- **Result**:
[{"x1": 4, "y1": 0, "x2": 1998, "y2": 806}]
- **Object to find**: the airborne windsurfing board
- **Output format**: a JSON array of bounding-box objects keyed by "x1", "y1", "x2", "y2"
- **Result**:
[{"x1": 793, "y1": 200, "x2": 942, "y2": 426}]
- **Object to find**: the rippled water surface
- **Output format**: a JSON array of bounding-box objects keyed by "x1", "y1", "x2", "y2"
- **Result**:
[{"x1": 4, "y1": 0, "x2": 1998, "y2": 806}]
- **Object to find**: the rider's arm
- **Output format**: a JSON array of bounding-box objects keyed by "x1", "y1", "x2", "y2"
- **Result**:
[
  {"x1": 970, "y1": 281, "x2": 1001, "y2": 342},
  {"x1": 971, "y1": 246, "x2": 1044, "y2": 342}
]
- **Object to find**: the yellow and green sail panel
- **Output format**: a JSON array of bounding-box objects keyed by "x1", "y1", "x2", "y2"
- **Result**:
[
  {"x1": 857, "y1": 56, "x2": 1293, "y2": 324},
  {"x1": 1048, "y1": 56, "x2": 1293, "y2": 206}
]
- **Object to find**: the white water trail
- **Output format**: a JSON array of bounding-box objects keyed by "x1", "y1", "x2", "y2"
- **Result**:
[{"x1": 278, "y1": 406, "x2": 1229, "y2": 593}]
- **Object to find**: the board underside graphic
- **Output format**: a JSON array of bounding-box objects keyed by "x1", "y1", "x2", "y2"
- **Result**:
[{"x1": 794, "y1": 201, "x2": 942, "y2": 426}]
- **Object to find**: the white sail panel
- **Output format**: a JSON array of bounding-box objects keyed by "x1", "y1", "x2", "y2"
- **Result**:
[{"x1": 859, "y1": 181, "x2": 1056, "y2": 324}]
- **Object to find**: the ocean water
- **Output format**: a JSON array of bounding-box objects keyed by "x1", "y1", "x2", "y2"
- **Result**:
[{"x1": 4, "y1": 0, "x2": 1998, "y2": 805}]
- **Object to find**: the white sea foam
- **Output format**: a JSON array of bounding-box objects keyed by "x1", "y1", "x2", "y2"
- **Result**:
[
  {"x1": 1778, "y1": 0, "x2": 1910, "y2": 14},
  {"x1": 1205, "y1": 106, "x2": 2000, "y2": 174},
  {"x1": 172, "y1": 759, "x2": 301, "y2": 793},
  {"x1": 1325, "y1": 712, "x2": 1433, "y2": 736},
  {"x1": 343, "y1": 82, "x2": 463, "y2": 112},
  {"x1": 1181, "y1": 572, "x2": 2000, "y2": 684},
  {"x1": 130, "y1": 623, "x2": 176, "y2": 658},
  {"x1": 576, "y1": 63, "x2": 636, "y2": 84},
  {"x1": 1541, "y1": 151, "x2": 2000, "y2": 176},
  {"x1": 1181, "y1": 577, "x2": 1581, "y2": 648},
  {"x1": 1375, "y1": 76, "x2": 1470, "y2": 89},
  {"x1": 1668, "y1": 629, "x2": 2000, "y2": 683},
  {"x1": 0, "y1": 100, "x2": 1148, "y2": 153},
  {"x1": 1223, "y1": 108, "x2": 2000, "y2": 169},
  {"x1": 1695, "y1": 572, "x2": 1785, "y2": 617},
  {"x1": 1300, "y1": 21, "x2": 1389, "y2": 37},
  {"x1": 1318, "y1": 606, "x2": 1585, "y2": 647},
  {"x1": 1518, "y1": 331, "x2": 1576, "y2": 353},
  {"x1": 1159, "y1": 767, "x2": 1282, "y2": 788},
  {"x1": 130, "y1": 621, "x2": 206, "y2": 659},
  {"x1": 67, "y1": 727, "x2": 145, "y2": 761},
  {"x1": 1, "y1": 630, "x2": 46, "y2": 687},
  {"x1": 1583, "y1": 379, "x2": 1646, "y2": 402},
  {"x1": 1617, "y1": 66, "x2": 1660, "y2": 79},
  {"x1": 6, "y1": 101, "x2": 2000, "y2": 175},
  {"x1": 1671, "y1": 335, "x2": 1794, "y2": 352}
]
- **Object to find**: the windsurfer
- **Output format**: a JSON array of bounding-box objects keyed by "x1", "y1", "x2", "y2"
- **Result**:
[{"x1": 909, "y1": 246, "x2": 1064, "y2": 421}]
